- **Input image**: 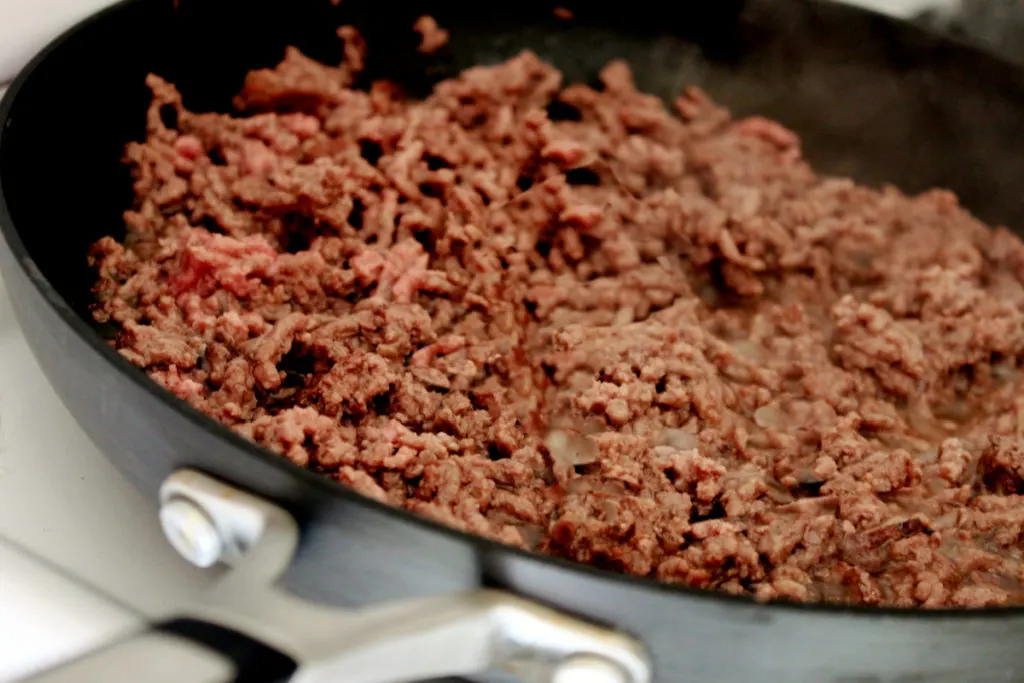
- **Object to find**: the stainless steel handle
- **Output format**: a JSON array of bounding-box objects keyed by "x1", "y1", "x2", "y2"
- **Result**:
[{"x1": 20, "y1": 470, "x2": 651, "y2": 683}]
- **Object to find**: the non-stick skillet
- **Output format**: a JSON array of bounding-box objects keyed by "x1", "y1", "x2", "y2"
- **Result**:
[{"x1": 2, "y1": 0, "x2": 1024, "y2": 682}]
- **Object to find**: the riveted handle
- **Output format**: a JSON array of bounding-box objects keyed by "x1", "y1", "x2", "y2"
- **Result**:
[{"x1": 20, "y1": 469, "x2": 652, "y2": 683}]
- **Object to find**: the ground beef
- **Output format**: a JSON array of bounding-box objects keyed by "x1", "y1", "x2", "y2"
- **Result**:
[
  {"x1": 413, "y1": 15, "x2": 449, "y2": 55},
  {"x1": 90, "y1": 26, "x2": 1024, "y2": 608}
]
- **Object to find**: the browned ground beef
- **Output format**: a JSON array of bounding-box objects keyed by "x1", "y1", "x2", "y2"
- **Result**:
[
  {"x1": 412, "y1": 15, "x2": 449, "y2": 55},
  {"x1": 90, "y1": 23, "x2": 1024, "y2": 607}
]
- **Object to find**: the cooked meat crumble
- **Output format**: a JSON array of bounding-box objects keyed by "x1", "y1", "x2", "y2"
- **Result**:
[
  {"x1": 413, "y1": 15, "x2": 449, "y2": 55},
  {"x1": 90, "y1": 24, "x2": 1024, "y2": 607}
]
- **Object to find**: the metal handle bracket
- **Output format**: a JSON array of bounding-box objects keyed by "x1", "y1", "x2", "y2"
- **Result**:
[{"x1": 156, "y1": 469, "x2": 652, "y2": 683}]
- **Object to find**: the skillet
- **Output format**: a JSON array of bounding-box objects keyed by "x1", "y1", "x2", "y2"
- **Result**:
[{"x1": 1, "y1": 0, "x2": 1024, "y2": 681}]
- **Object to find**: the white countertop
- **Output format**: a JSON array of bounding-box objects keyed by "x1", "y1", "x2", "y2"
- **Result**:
[
  {"x1": 0, "y1": 9, "x2": 222, "y2": 675},
  {"x1": 0, "y1": 0, "x2": 118, "y2": 84},
  {"x1": 0, "y1": 269, "x2": 218, "y2": 681}
]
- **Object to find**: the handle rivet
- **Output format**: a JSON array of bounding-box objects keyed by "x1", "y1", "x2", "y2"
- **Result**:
[
  {"x1": 159, "y1": 497, "x2": 224, "y2": 568},
  {"x1": 552, "y1": 655, "x2": 628, "y2": 683}
]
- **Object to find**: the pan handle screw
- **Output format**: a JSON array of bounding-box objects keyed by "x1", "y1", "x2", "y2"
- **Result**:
[
  {"x1": 159, "y1": 497, "x2": 224, "y2": 568},
  {"x1": 551, "y1": 655, "x2": 629, "y2": 683}
]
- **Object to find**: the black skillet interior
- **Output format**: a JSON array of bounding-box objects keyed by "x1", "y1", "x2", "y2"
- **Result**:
[{"x1": 4, "y1": 0, "x2": 1024, "y2": 331}]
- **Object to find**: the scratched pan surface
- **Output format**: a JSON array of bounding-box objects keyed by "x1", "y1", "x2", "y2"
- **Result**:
[{"x1": 1, "y1": 1, "x2": 1023, "y2": 681}]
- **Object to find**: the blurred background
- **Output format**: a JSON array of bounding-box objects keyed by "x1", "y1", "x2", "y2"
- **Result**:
[
  {"x1": 899, "y1": 0, "x2": 1024, "y2": 63},
  {"x1": 2, "y1": 0, "x2": 1024, "y2": 87}
]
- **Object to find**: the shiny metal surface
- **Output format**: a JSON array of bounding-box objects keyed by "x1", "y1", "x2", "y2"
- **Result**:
[
  {"x1": 169, "y1": 469, "x2": 649, "y2": 683},
  {"x1": 30, "y1": 469, "x2": 650, "y2": 683},
  {"x1": 159, "y1": 498, "x2": 224, "y2": 569}
]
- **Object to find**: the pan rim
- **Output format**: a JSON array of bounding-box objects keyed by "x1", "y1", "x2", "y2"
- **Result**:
[{"x1": 1, "y1": 0, "x2": 1022, "y2": 620}]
